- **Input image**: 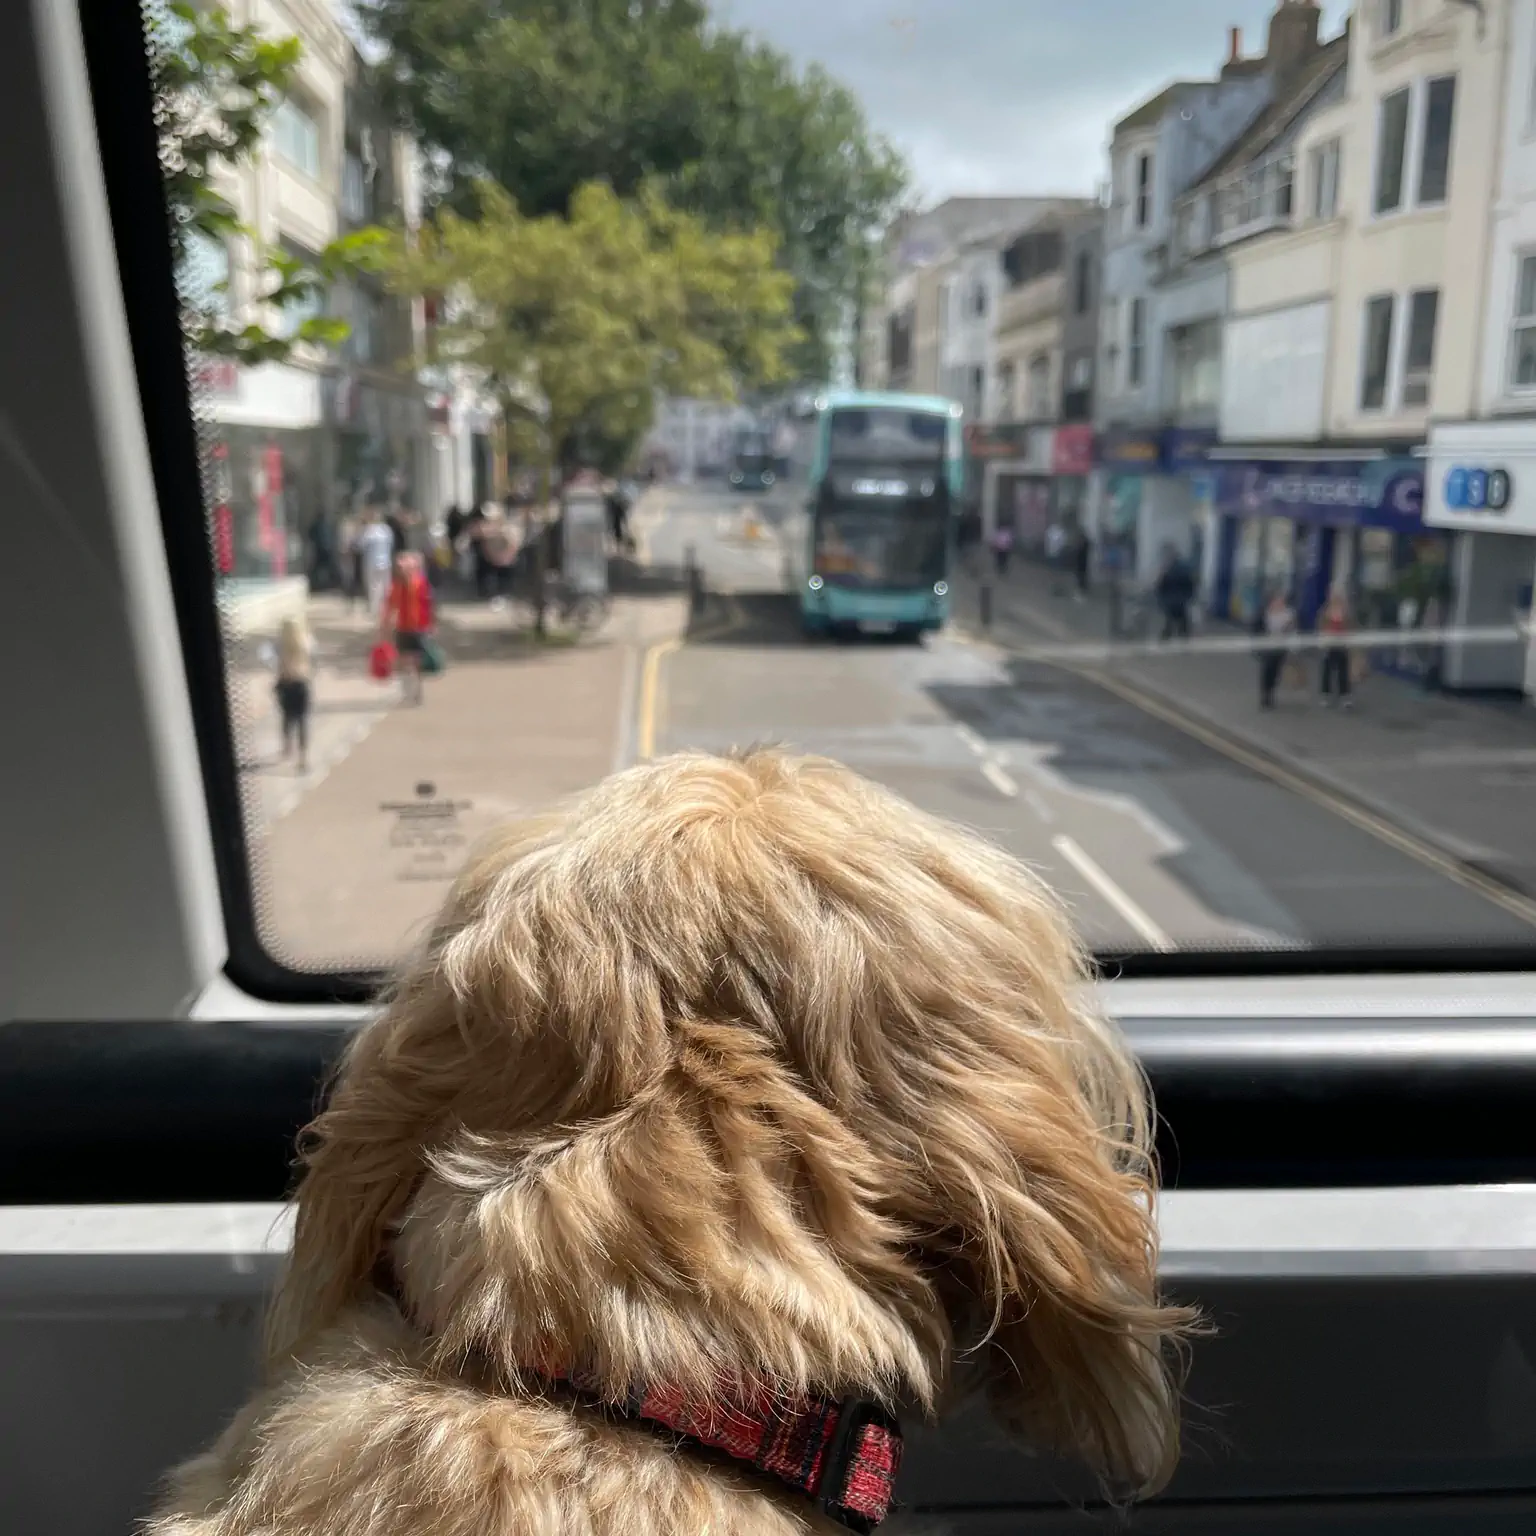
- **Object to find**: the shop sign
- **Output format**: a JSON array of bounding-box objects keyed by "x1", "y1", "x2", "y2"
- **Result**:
[
  {"x1": 1428, "y1": 461, "x2": 1536, "y2": 532},
  {"x1": 195, "y1": 360, "x2": 239, "y2": 399},
  {"x1": 1051, "y1": 424, "x2": 1094, "y2": 477},
  {"x1": 1165, "y1": 427, "x2": 1217, "y2": 472},
  {"x1": 1214, "y1": 459, "x2": 1425, "y2": 533},
  {"x1": 1096, "y1": 427, "x2": 1163, "y2": 472}
]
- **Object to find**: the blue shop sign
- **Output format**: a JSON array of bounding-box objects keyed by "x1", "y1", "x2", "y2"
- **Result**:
[
  {"x1": 1213, "y1": 458, "x2": 1425, "y2": 533},
  {"x1": 1095, "y1": 426, "x2": 1216, "y2": 473}
]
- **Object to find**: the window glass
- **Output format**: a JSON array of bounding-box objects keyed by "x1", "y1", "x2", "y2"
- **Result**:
[
  {"x1": 1375, "y1": 87, "x2": 1410, "y2": 214},
  {"x1": 1360, "y1": 294, "x2": 1395, "y2": 410},
  {"x1": 1417, "y1": 76, "x2": 1456, "y2": 205},
  {"x1": 1511, "y1": 255, "x2": 1536, "y2": 389},
  {"x1": 120, "y1": 0, "x2": 1536, "y2": 983},
  {"x1": 272, "y1": 97, "x2": 321, "y2": 180},
  {"x1": 1401, "y1": 289, "x2": 1438, "y2": 407},
  {"x1": 1310, "y1": 138, "x2": 1340, "y2": 219}
]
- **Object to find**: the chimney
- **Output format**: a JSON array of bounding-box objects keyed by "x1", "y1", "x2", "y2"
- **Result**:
[
  {"x1": 1265, "y1": 0, "x2": 1322, "y2": 80},
  {"x1": 1228, "y1": 25, "x2": 1242, "y2": 64}
]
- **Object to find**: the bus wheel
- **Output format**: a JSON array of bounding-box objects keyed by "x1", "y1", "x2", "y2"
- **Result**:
[{"x1": 894, "y1": 624, "x2": 925, "y2": 646}]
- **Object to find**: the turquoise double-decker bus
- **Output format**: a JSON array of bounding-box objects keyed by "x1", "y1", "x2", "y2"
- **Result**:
[{"x1": 773, "y1": 390, "x2": 965, "y2": 640}]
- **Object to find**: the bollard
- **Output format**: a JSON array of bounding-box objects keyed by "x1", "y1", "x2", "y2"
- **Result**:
[
  {"x1": 685, "y1": 543, "x2": 704, "y2": 617},
  {"x1": 980, "y1": 581, "x2": 993, "y2": 630}
]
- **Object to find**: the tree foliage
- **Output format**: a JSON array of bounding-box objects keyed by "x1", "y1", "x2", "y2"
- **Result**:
[
  {"x1": 370, "y1": 180, "x2": 800, "y2": 477},
  {"x1": 153, "y1": 1, "x2": 375, "y2": 363},
  {"x1": 358, "y1": 0, "x2": 905, "y2": 377}
]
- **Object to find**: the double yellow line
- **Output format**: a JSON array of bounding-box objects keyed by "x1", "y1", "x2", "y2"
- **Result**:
[{"x1": 635, "y1": 596, "x2": 748, "y2": 760}]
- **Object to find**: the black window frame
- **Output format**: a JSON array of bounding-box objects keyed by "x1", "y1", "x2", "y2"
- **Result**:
[
  {"x1": 1416, "y1": 74, "x2": 1457, "y2": 206},
  {"x1": 1374, "y1": 86, "x2": 1411, "y2": 215},
  {"x1": 1360, "y1": 293, "x2": 1396, "y2": 411},
  {"x1": 79, "y1": 0, "x2": 1536, "y2": 1003}
]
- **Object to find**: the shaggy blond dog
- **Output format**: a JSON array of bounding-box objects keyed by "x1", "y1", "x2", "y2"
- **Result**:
[{"x1": 145, "y1": 749, "x2": 1191, "y2": 1535}]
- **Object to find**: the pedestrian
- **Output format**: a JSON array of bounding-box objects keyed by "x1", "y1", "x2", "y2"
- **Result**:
[
  {"x1": 272, "y1": 613, "x2": 313, "y2": 772},
  {"x1": 338, "y1": 513, "x2": 364, "y2": 613},
  {"x1": 1255, "y1": 588, "x2": 1297, "y2": 711},
  {"x1": 381, "y1": 551, "x2": 434, "y2": 706},
  {"x1": 1156, "y1": 547, "x2": 1195, "y2": 642},
  {"x1": 357, "y1": 507, "x2": 395, "y2": 620},
  {"x1": 991, "y1": 523, "x2": 1014, "y2": 577},
  {"x1": 1318, "y1": 589, "x2": 1354, "y2": 710},
  {"x1": 1073, "y1": 524, "x2": 1092, "y2": 600},
  {"x1": 1046, "y1": 521, "x2": 1068, "y2": 596}
]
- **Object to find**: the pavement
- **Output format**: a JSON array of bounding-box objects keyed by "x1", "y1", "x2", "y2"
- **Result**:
[
  {"x1": 228, "y1": 481, "x2": 1536, "y2": 970},
  {"x1": 948, "y1": 554, "x2": 1536, "y2": 907}
]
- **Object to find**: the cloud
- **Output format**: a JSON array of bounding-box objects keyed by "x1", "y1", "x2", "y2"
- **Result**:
[{"x1": 715, "y1": 0, "x2": 1353, "y2": 198}]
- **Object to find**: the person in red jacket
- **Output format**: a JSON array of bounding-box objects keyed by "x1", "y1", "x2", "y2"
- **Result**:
[{"x1": 381, "y1": 551, "x2": 434, "y2": 705}]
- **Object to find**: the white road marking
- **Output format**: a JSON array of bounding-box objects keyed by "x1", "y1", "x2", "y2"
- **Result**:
[
  {"x1": 955, "y1": 724, "x2": 987, "y2": 756},
  {"x1": 1052, "y1": 834, "x2": 1175, "y2": 953},
  {"x1": 981, "y1": 759, "x2": 1019, "y2": 799}
]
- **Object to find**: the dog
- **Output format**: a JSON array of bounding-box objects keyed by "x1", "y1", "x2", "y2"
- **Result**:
[{"x1": 144, "y1": 749, "x2": 1193, "y2": 1534}]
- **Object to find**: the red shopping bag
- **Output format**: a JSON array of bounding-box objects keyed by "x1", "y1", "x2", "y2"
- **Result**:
[{"x1": 369, "y1": 640, "x2": 397, "y2": 681}]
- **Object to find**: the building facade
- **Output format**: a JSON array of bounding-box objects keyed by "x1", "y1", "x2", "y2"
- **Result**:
[
  {"x1": 1212, "y1": 0, "x2": 1507, "y2": 694},
  {"x1": 1094, "y1": 14, "x2": 1284, "y2": 586},
  {"x1": 1424, "y1": 0, "x2": 1536, "y2": 696}
]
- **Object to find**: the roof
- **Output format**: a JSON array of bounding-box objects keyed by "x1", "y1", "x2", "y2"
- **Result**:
[
  {"x1": 1114, "y1": 81, "x2": 1204, "y2": 137},
  {"x1": 960, "y1": 198, "x2": 1098, "y2": 254},
  {"x1": 1190, "y1": 30, "x2": 1349, "y2": 189}
]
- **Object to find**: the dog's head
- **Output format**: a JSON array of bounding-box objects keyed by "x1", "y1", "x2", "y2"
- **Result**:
[{"x1": 269, "y1": 749, "x2": 1192, "y2": 1495}]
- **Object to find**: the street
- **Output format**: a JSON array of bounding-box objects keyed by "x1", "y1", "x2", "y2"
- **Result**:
[
  {"x1": 238, "y1": 483, "x2": 1536, "y2": 968},
  {"x1": 640, "y1": 486, "x2": 1536, "y2": 956}
]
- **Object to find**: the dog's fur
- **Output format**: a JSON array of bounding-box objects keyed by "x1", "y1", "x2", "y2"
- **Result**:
[{"x1": 145, "y1": 749, "x2": 1193, "y2": 1535}]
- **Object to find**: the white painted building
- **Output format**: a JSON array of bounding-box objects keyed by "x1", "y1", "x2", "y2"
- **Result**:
[
  {"x1": 1426, "y1": 0, "x2": 1536, "y2": 695},
  {"x1": 1213, "y1": 0, "x2": 1517, "y2": 693}
]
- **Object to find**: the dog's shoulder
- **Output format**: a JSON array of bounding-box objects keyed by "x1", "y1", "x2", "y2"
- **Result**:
[{"x1": 141, "y1": 1305, "x2": 833, "y2": 1535}]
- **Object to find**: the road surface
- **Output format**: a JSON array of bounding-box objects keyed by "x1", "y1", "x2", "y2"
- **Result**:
[{"x1": 633, "y1": 483, "x2": 1536, "y2": 957}]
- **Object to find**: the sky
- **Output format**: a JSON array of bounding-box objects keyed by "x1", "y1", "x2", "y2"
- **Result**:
[{"x1": 717, "y1": 1, "x2": 1354, "y2": 204}]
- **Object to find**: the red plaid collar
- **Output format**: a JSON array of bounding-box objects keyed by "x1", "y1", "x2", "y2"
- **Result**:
[{"x1": 537, "y1": 1369, "x2": 903, "y2": 1532}]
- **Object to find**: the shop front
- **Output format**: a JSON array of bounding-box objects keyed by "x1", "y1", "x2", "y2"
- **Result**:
[
  {"x1": 1209, "y1": 455, "x2": 1451, "y2": 681},
  {"x1": 203, "y1": 361, "x2": 325, "y2": 582},
  {"x1": 1426, "y1": 421, "x2": 1536, "y2": 696},
  {"x1": 1093, "y1": 426, "x2": 1216, "y2": 587},
  {"x1": 972, "y1": 424, "x2": 1095, "y2": 558}
]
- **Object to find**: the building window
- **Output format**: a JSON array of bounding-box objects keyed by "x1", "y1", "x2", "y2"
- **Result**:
[
  {"x1": 342, "y1": 152, "x2": 367, "y2": 221},
  {"x1": 1170, "y1": 320, "x2": 1222, "y2": 415},
  {"x1": 1310, "y1": 137, "x2": 1341, "y2": 219},
  {"x1": 1401, "y1": 288, "x2": 1439, "y2": 407},
  {"x1": 272, "y1": 97, "x2": 321, "y2": 181},
  {"x1": 1128, "y1": 298, "x2": 1145, "y2": 387},
  {"x1": 1375, "y1": 76, "x2": 1457, "y2": 217},
  {"x1": 1069, "y1": 354, "x2": 1093, "y2": 390},
  {"x1": 1510, "y1": 255, "x2": 1536, "y2": 390},
  {"x1": 970, "y1": 282, "x2": 988, "y2": 319},
  {"x1": 1074, "y1": 250, "x2": 1092, "y2": 314},
  {"x1": 1360, "y1": 294, "x2": 1395, "y2": 411},
  {"x1": 997, "y1": 361, "x2": 1015, "y2": 417},
  {"x1": 277, "y1": 240, "x2": 324, "y2": 338},
  {"x1": 1417, "y1": 76, "x2": 1456, "y2": 206},
  {"x1": 1135, "y1": 152, "x2": 1153, "y2": 228},
  {"x1": 1374, "y1": 87, "x2": 1411, "y2": 214},
  {"x1": 1025, "y1": 354, "x2": 1051, "y2": 418},
  {"x1": 1379, "y1": 0, "x2": 1403, "y2": 38}
]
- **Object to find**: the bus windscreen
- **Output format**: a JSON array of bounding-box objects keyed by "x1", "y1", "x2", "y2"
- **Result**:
[
  {"x1": 827, "y1": 408, "x2": 947, "y2": 465},
  {"x1": 813, "y1": 503, "x2": 948, "y2": 590}
]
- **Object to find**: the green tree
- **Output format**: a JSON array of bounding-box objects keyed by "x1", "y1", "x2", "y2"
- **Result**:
[
  {"x1": 372, "y1": 179, "x2": 799, "y2": 628},
  {"x1": 153, "y1": 1, "x2": 378, "y2": 363},
  {"x1": 359, "y1": 0, "x2": 904, "y2": 378}
]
